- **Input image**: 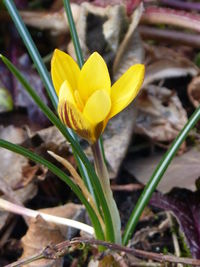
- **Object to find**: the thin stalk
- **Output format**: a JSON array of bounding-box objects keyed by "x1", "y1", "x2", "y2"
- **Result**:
[
  {"x1": 62, "y1": 0, "x2": 116, "y2": 242},
  {"x1": 122, "y1": 105, "x2": 200, "y2": 245},
  {"x1": 63, "y1": 0, "x2": 84, "y2": 67},
  {"x1": 0, "y1": 139, "x2": 104, "y2": 240},
  {"x1": 91, "y1": 141, "x2": 121, "y2": 244},
  {"x1": 0, "y1": 198, "x2": 94, "y2": 235},
  {"x1": 2, "y1": 0, "x2": 95, "y2": 199},
  {"x1": 0, "y1": 54, "x2": 115, "y2": 242}
]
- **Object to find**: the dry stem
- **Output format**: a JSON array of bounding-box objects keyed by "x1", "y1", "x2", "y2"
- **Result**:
[{"x1": 4, "y1": 237, "x2": 200, "y2": 267}]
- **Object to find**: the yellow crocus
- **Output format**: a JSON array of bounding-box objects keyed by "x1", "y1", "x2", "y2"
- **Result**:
[{"x1": 51, "y1": 49, "x2": 145, "y2": 144}]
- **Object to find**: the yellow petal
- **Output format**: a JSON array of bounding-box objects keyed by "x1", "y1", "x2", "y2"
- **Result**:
[
  {"x1": 58, "y1": 99, "x2": 94, "y2": 142},
  {"x1": 51, "y1": 49, "x2": 80, "y2": 95},
  {"x1": 78, "y1": 52, "x2": 111, "y2": 104},
  {"x1": 83, "y1": 90, "x2": 111, "y2": 124},
  {"x1": 58, "y1": 80, "x2": 76, "y2": 106},
  {"x1": 109, "y1": 64, "x2": 145, "y2": 119}
]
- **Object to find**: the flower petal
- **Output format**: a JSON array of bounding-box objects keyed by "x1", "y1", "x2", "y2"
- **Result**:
[
  {"x1": 83, "y1": 90, "x2": 111, "y2": 124},
  {"x1": 58, "y1": 100, "x2": 94, "y2": 142},
  {"x1": 78, "y1": 52, "x2": 111, "y2": 103},
  {"x1": 109, "y1": 64, "x2": 145, "y2": 119},
  {"x1": 58, "y1": 80, "x2": 76, "y2": 106},
  {"x1": 51, "y1": 49, "x2": 80, "y2": 95}
]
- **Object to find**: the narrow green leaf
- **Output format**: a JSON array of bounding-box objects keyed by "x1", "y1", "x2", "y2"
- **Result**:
[
  {"x1": 2, "y1": 1, "x2": 97, "y2": 208},
  {"x1": 63, "y1": 0, "x2": 84, "y2": 68},
  {"x1": 3, "y1": 0, "x2": 57, "y2": 109},
  {"x1": 0, "y1": 139, "x2": 104, "y2": 240},
  {"x1": 122, "y1": 105, "x2": 200, "y2": 245}
]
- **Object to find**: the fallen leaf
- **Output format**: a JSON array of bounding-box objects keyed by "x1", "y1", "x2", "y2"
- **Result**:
[
  {"x1": 104, "y1": 105, "x2": 138, "y2": 178},
  {"x1": 188, "y1": 75, "x2": 200, "y2": 108},
  {"x1": 71, "y1": 0, "x2": 142, "y2": 15},
  {"x1": 143, "y1": 45, "x2": 199, "y2": 87},
  {"x1": 113, "y1": 3, "x2": 144, "y2": 77},
  {"x1": 135, "y1": 85, "x2": 187, "y2": 142},
  {"x1": 20, "y1": 203, "x2": 83, "y2": 267},
  {"x1": 0, "y1": 126, "x2": 37, "y2": 230},
  {"x1": 1, "y1": 32, "x2": 50, "y2": 126},
  {"x1": 150, "y1": 188, "x2": 200, "y2": 258},
  {"x1": 124, "y1": 147, "x2": 200, "y2": 193},
  {"x1": 68, "y1": 2, "x2": 129, "y2": 68}
]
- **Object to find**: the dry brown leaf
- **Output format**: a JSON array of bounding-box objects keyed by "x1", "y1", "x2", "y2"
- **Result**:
[
  {"x1": 103, "y1": 105, "x2": 138, "y2": 178},
  {"x1": 0, "y1": 126, "x2": 37, "y2": 230},
  {"x1": 188, "y1": 75, "x2": 200, "y2": 108},
  {"x1": 143, "y1": 45, "x2": 199, "y2": 87},
  {"x1": 24, "y1": 126, "x2": 71, "y2": 166},
  {"x1": 68, "y1": 2, "x2": 128, "y2": 65},
  {"x1": 125, "y1": 147, "x2": 200, "y2": 193},
  {"x1": 135, "y1": 85, "x2": 187, "y2": 142},
  {"x1": 20, "y1": 5, "x2": 80, "y2": 35},
  {"x1": 103, "y1": 4, "x2": 144, "y2": 177},
  {"x1": 113, "y1": 3, "x2": 144, "y2": 78},
  {"x1": 20, "y1": 203, "x2": 82, "y2": 267}
]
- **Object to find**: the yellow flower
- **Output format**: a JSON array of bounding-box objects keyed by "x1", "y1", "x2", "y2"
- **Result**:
[{"x1": 51, "y1": 49, "x2": 145, "y2": 143}]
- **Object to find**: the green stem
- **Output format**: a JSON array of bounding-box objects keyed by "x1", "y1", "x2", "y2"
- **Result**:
[
  {"x1": 122, "y1": 104, "x2": 200, "y2": 245},
  {"x1": 62, "y1": 0, "x2": 115, "y2": 242},
  {"x1": 0, "y1": 139, "x2": 104, "y2": 240},
  {"x1": 91, "y1": 141, "x2": 121, "y2": 244}
]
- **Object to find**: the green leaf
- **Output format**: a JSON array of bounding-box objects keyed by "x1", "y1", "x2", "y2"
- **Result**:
[
  {"x1": 63, "y1": 0, "x2": 84, "y2": 68},
  {"x1": 122, "y1": 105, "x2": 200, "y2": 245},
  {"x1": 0, "y1": 139, "x2": 105, "y2": 241}
]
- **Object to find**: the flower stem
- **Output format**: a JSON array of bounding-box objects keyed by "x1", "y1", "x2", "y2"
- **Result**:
[{"x1": 91, "y1": 141, "x2": 121, "y2": 244}]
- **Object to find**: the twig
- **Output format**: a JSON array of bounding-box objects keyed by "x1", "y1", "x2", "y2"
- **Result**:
[
  {"x1": 5, "y1": 237, "x2": 200, "y2": 267},
  {"x1": 130, "y1": 262, "x2": 162, "y2": 267},
  {"x1": 0, "y1": 198, "x2": 94, "y2": 235},
  {"x1": 160, "y1": 0, "x2": 200, "y2": 12},
  {"x1": 141, "y1": 6, "x2": 200, "y2": 32},
  {"x1": 139, "y1": 26, "x2": 200, "y2": 48}
]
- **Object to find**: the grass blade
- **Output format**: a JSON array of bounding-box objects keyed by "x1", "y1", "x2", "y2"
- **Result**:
[
  {"x1": 63, "y1": 0, "x2": 84, "y2": 67},
  {"x1": 3, "y1": 0, "x2": 57, "y2": 109},
  {"x1": 122, "y1": 105, "x2": 200, "y2": 245},
  {"x1": 0, "y1": 139, "x2": 104, "y2": 240}
]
